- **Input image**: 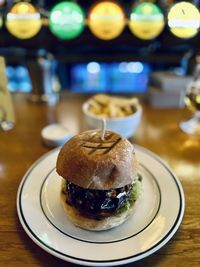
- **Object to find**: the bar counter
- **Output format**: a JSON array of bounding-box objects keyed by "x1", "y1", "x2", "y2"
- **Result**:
[{"x1": 0, "y1": 93, "x2": 200, "y2": 267}]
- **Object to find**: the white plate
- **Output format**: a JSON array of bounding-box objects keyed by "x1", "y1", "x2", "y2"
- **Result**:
[{"x1": 17, "y1": 145, "x2": 185, "y2": 266}]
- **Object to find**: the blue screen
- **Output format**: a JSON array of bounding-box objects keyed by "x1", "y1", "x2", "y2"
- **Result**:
[{"x1": 70, "y1": 61, "x2": 150, "y2": 93}]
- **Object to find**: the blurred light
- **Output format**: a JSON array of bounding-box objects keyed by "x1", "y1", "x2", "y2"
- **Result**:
[
  {"x1": 0, "y1": 0, "x2": 5, "y2": 6},
  {"x1": 196, "y1": 95, "x2": 200, "y2": 104},
  {"x1": 19, "y1": 82, "x2": 31, "y2": 92},
  {"x1": 50, "y1": 10, "x2": 62, "y2": 23},
  {"x1": 174, "y1": 160, "x2": 200, "y2": 182},
  {"x1": 8, "y1": 81, "x2": 18, "y2": 92},
  {"x1": 71, "y1": 63, "x2": 107, "y2": 92},
  {"x1": 70, "y1": 62, "x2": 150, "y2": 93},
  {"x1": 127, "y1": 62, "x2": 144, "y2": 73},
  {"x1": 87, "y1": 62, "x2": 101, "y2": 74},
  {"x1": 6, "y1": 65, "x2": 31, "y2": 93},
  {"x1": 0, "y1": 163, "x2": 5, "y2": 178},
  {"x1": 168, "y1": 20, "x2": 199, "y2": 28},
  {"x1": 6, "y1": 66, "x2": 15, "y2": 79},
  {"x1": 16, "y1": 66, "x2": 29, "y2": 78},
  {"x1": 18, "y1": 3, "x2": 29, "y2": 13},
  {"x1": 119, "y1": 62, "x2": 128, "y2": 73},
  {"x1": 49, "y1": 1, "x2": 85, "y2": 40},
  {"x1": 5, "y1": 2, "x2": 42, "y2": 39},
  {"x1": 88, "y1": 1, "x2": 125, "y2": 40},
  {"x1": 129, "y1": 2, "x2": 164, "y2": 40},
  {"x1": 168, "y1": 2, "x2": 200, "y2": 39}
]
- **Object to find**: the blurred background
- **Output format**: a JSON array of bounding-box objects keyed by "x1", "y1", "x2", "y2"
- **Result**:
[{"x1": 0, "y1": 0, "x2": 200, "y2": 106}]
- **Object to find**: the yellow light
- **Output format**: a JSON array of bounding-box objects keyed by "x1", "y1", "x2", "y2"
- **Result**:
[
  {"x1": 196, "y1": 95, "x2": 200, "y2": 104},
  {"x1": 88, "y1": 1, "x2": 125, "y2": 40},
  {"x1": 129, "y1": 2, "x2": 165, "y2": 40},
  {"x1": 18, "y1": 3, "x2": 29, "y2": 13},
  {"x1": 168, "y1": 2, "x2": 200, "y2": 39},
  {"x1": 6, "y1": 2, "x2": 42, "y2": 39}
]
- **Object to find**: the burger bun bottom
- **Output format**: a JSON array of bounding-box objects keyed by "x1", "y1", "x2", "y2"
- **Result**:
[{"x1": 60, "y1": 190, "x2": 139, "y2": 231}]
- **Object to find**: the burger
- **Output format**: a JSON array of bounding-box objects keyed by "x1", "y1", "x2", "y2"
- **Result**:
[{"x1": 56, "y1": 130, "x2": 142, "y2": 231}]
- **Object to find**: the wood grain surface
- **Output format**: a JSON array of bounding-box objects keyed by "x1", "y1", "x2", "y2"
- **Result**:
[{"x1": 0, "y1": 93, "x2": 199, "y2": 267}]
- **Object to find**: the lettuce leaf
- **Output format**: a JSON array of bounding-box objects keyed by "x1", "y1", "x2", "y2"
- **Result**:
[{"x1": 116, "y1": 175, "x2": 142, "y2": 215}]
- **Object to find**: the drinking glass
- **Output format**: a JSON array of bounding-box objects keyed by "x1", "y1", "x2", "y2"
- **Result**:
[{"x1": 180, "y1": 80, "x2": 200, "y2": 135}]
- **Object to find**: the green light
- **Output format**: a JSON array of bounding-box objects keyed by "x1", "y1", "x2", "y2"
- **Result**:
[
  {"x1": 49, "y1": 1, "x2": 85, "y2": 40},
  {"x1": 129, "y1": 2, "x2": 164, "y2": 40},
  {"x1": 132, "y1": 2, "x2": 163, "y2": 18}
]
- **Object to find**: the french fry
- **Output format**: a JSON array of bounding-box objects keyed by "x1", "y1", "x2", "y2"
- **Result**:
[
  {"x1": 92, "y1": 94, "x2": 110, "y2": 106},
  {"x1": 87, "y1": 94, "x2": 139, "y2": 119}
]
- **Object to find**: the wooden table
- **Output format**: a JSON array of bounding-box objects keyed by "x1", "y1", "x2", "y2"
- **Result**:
[{"x1": 0, "y1": 93, "x2": 200, "y2": 267}]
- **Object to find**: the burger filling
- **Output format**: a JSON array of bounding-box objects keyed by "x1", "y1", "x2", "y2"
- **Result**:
[{"x1": 62, "y1": 174, "x2": 142, "y2": 219}]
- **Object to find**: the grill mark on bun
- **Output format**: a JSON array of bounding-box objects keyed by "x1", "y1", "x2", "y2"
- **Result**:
[
  {"x1": 81, "y1": 140, "x2": 118, "y2": 148},
  {"x1": 80, "y1": 133, "x2": 97, "y2": 147},
  {"x1": 81, "y1": 137, "x2": 122, "y2": 155},
  {"x1": 88, "y1": 143, "x2": 104, "y2": 155},
  {"x1": 103, "y1": 138, "x2": 121, "y2": 154},
  {"x1": 79, "y1": 131, "x2": 122, "y2": 155},
  {"x1": 83, "y1": 145, "x2": 112, "y2": 149}
]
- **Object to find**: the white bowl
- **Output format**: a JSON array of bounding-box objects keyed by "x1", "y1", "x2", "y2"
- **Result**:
[
  {"x1": 41, "y1": 123, "x2": 72, "y2": 147},
  {"x1": 82, "y1": 101, "x2": 142, "y2": 138}
]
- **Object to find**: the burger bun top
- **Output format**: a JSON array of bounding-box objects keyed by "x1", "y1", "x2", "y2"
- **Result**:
[{"x1": 56, "y1": 130, "x2": 138, "y2": 190}]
